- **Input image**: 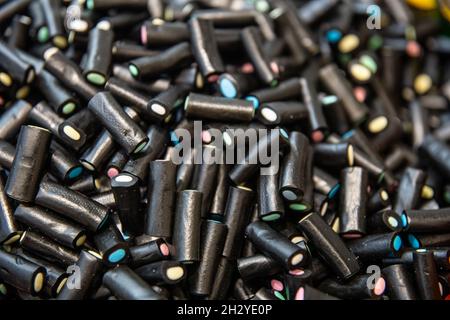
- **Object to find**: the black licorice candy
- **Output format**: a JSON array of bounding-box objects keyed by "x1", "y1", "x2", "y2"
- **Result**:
[
  {"x1": 148, "y1": 85, "x2": 189, "y2": 123},
  {"x1": 14, "y1": 204, "x2": 86, "y2": 249},
  {"x1": 258, "y1": 165, "x2": 284, "y2": 222},
  {"x1": 246, "y1": 77, "x2": 303, "y2": 109},
  {"x1": 420, "y1": 134, "x2": 450, "y2": 179},
  {"x1": 57, "y1": 109, "x2": 95, "y2": 152},
  {"x1": 289, "y1": 145, "x2": 314, "y2": 213},
  {"x1": 49, "y1": 142, "x2": 84, "y2": 182},
  {"x1": 123, "y1": 126, "x2": 168, "y2": 182},
  {"x1": 284, "y1": 269, "x2": 313, "y2": 297},
  {"x1": 103, "y1": 266, "x2": 166, "y2": 300},
  {"x1": 28, "y1": 101, "x2": 64, "y2": 138},
  {"x1": 35, "y1": 180, "x2": 110, "y2": 232},
  {"x1": 294, "y1": 285, "x2": 339, "y2": 300},
  {"x1": 135, "y1": 261, "x2": 186, "y2": 285},
  {"x1": 0, "y1": 0, "x2": 447, "y2": 302},
  {"x1": 172, "y1": 190, "x2": 202, "y2": 263},
  {"x1": 413, "y1": 249, "x2": 442, "y2": 300},
  {"x1": 112, "y1": 64, "x2": 171, "y2": 94},
  {"x1": 190, "y1": 18, "x2": 224, "y2": 82},
  {"x1": 6, "y1": 125, "x2": 51, "y2": 203},
  {"x1": 368, "y1": 188, "x2": 391, "y2": 213},
  {"x1": 189, "y1": 220, "x2": 228, "y2": 296},
  {"x1": 0, "y1": 100, "x2": 32, "y2": 140},
  {"x1": 0, "y1": 41, "x2": 34, "y2": 84},
  {"x1": 80, "y1": 130, "x2": 116, "y2": 173},
  {"x1": 393, "y1": 167, "x2": 426, "y2": 215},
  {"x1": 222, "y1": 186, "x2": 253, "y2": 260},
  {"x1": 313, "y1": 167, "x2": 340, "y2": 199},
  {"x1": 208, "y1": 256, "x2": 235, "y2": 300},
  {"x1": 111, "y1": 173, "x2": 143, "y2": 237},
  {"x1": 185, "y1": 93, "x2": 254, "y2": 123},
  {"x1": 128, "y1": 42, "x2": 192, "y2": 80},
  {"x1": 44, "y1": 47, "x2": 98, "y2": 101},
  {"x1": 415, "y1": 233, "x2": 450, "y2": 247},
  {"x1": 319, "y1": 64, "x2": 369, "y2": 124},
  {"x1": 0, "y1": 250, "x2": 46, "y2": 296},
  {"x1": 275, "y1": 2, "x2": 318, "y2": 55},
  {"x1": 298, "y1": 212, "x2": 360, "y2": 279},
  {"x1": 209, "y1": 163, "x2": 229, "y2": 216},
  {"x1": 246, "y1": 221, "x2": 306, "y2": 269},
  {"x1": 382, "y1": 264, "x2": 418, "y2": 300},
  {"x1": 93, "y1": 222, "x2": 129, "y2": 265},
  {"x1": 298, "y1": 0, "x2": 339, "y2": 25},
  {"x1": 347, "y1": 232, "x2": 403, "y2": 262},
  {"x1": 105, "y1": 77, "x2": 152, "y2": 118},
  {"x1": 0, "y1": 173, "x2": 19, "y2": 245},
  {"x1": 367, "y1": 209, "x2": 403, "y2": 233},
  {"x1": 280, "y1": 131, "x2": 309, "y2": 202},
  {"x1": 257, "y1": 102, "x2": 308, "y2": 126},
  {"x1": 241, "y1": 27, "x2": 278, "y2": 86},
  {"x1": 88, "y1": 92, "x2": 148, "y2": 155},
  {"x1": 339, "y1": 167, "x2": 368, "y2": 238},
  {"x1": 318, "y1": 274, "x2": 386, "y2": 300},
  {"x1": 129, "y1": 239, "x2": 170, "y2": 268},
  {"x1": 106, "y1": 150, "x2": 128, "y2": 178},
  {"x1": 20, "y1": 231, "x2": 79, "y2": 267},
  {"x1": 141, "y1": 21, "x2": 189, "y2": 46},
  {"x1": 218, "y1": 71, "x2": 258, "y2": 99},
  {"x1": 34, "y1": 65, "x2": 79, "y2": 116},
  {"x1": 229, "y1": 128, "x2": 289, "y2": 186},
  {"x1": 299, "y1": 77, "x2": 327, "y2": 142},
  {"x1": 237, "y1": 254, "x2": 282, "y2": 281},
  {"x1": 16, "y1": 249, "x2": 68, "y2": 298},
  {"x1": 190, "y1": 145, "x2": 219, "y2": 218},
  {"x1": 314, "y1": 143, "x2": 354, "y2": 168},
  {"x1": 40, "y1": 0, "x2": 66, "y2": 49},
  {"x1": 404, "y1": 208, "x2": 450, "y2": 233},
  {"x1": 57, "y1": 250, "x2": 103, "y2": 300},
  {"x1": 0, "y1": 0, "x2": 30, "y2": 26},
  {"x1": 83, "y1": 21, "x2": 113, "y2": 86},
  {"x1": 145, "y1": 160, "x2": 177, "y2": 238}
]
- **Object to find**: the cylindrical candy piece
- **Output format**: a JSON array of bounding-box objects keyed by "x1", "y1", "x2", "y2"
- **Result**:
[
  {"x1": 145, "y1": 160, "x2": 177, "y2": 238},
  {"x1": 189, "y1": 220, "x2": 228, "y2": 296},
  {"x1": 382, "y1": 264, "x2": 418, "y2": 300},
  {"x1": 0, "y1": 100, "x2": 32, "y2": 140},
  {"x1": 246, "y1": 221, "x2": 306, "y2": 269},
  {"x1": 0, "y1": 173, "x2": 19, "y2": 244},
  {"x1": 103, "y1": 266, "x2": 166, "y2": 300},
  {"x1": 413, "y1": 249, "x2": 442, "y2": 300},
  {"x1": 111, "y1": 173, "x2": 143, "y2": 236},
  {"x1": 172, "y1": 190, "x2": 202, "y2": 263},
  {"x1": 339, "y1": 167, "x2": 368, "y2": 238},
  {"x1": 0, "y1": 250, "x2": 46, "y2": 296},
  {"x1": 319, "y1": 64, "x2": 369, "y2": 124},
  {"x1": 83, "y1": 21, "x2": 114, "y2": 86},
  {"x1": 299, "y1": 212, "x2": 360, "y2": 279},
  {"x1": 57, "y1": 250, "x2": 103, "y2": 300},
  {"x1": 129, "y1": 239, "x2": 171, "y2": 268},
  {"x1": 6, "y1": 125, "x2": 51, "y2": 203},
  {"x1": 93, "y1": 222, "x2": 129, "y2": 266},
  {"x1": 222, "y1": 186, "x2": 254, "y2": 260},
  {"x1": 185, "y1": 93, "x2": 254, "y2": 122},
  {"x1": 88, "y1": 92, "x2": 148, "y2": 155},
  {"x1": 35, "y1": 180, "x2": 110, "y2": 232},
  {"x1": 14, "y1": 205, "x2": 86, "y2": 249}
]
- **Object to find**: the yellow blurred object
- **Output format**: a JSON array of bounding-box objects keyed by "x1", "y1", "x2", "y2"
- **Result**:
[
  {"x1": 407, "y1": 0, "x2": 438, "y2": 10},
  {"x1": 406, "y1": 0, "x2": 450, "y2": 24},
  {"x1": 441, "y1": 0, "x2": 450, "y2": 22}
]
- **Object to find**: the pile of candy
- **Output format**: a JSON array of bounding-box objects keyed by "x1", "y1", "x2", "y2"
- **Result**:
[{"x1": 0, "y1": 0, "x2": 449, "y2": 300}]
